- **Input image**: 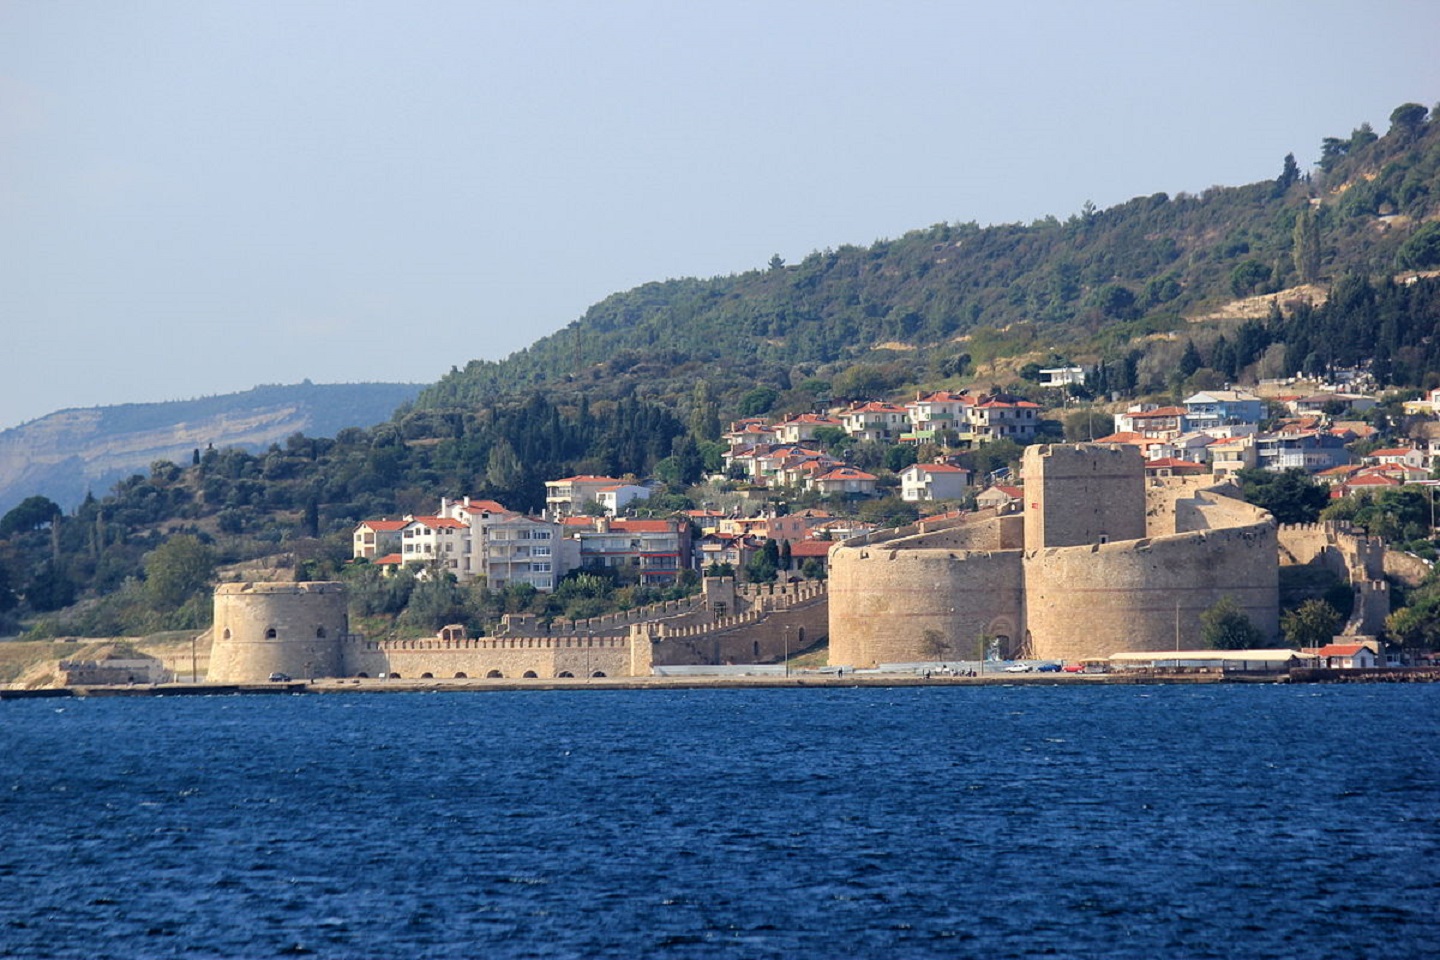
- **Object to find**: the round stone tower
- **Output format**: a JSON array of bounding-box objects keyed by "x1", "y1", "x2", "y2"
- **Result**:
[{"x1": 208, "y1": 581, "x2": 348, "y2": 682}]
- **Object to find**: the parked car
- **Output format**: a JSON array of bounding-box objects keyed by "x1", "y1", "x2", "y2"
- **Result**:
[
  {"x1": 1002, "y1": 663, "x2": 1032, "y2": 673},
  {"x1": 268, "y1": 672, "x2": 292, "y2": 682},
  {"x1": 1035, "y1": 662, "x2": 1062, "y2": 672},
  {"x1": 1062, "y1": 664, "x2": 1085, "y2": 673}
]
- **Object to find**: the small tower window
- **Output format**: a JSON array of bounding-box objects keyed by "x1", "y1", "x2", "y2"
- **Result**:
[
  {"x1": 265, "y1": 628, "x2": 277, "y2": 639},
  {"x1": 316, "y1": 627, "x2": 327, "y2": 639}
]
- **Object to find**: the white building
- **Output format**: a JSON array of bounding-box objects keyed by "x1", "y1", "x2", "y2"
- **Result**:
[{"x1": 899, "y1": 463, "x2": 972, "y2": 502}]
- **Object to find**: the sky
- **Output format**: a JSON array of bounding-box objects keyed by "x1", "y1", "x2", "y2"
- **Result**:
[{"x1": 2, "y1": 1, "x2": 1438, "y2": 431}]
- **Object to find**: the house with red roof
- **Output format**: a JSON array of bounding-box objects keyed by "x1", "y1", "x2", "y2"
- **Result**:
[
  {"x1": 809, "y1": 466, "x2": 879, "y2": 497},
  {"x1": 544, "y1": 475, "x2": 649, "y2": 517},
  {"x1": 773, "y1": 413, "x2": 844, "y2": 444},
  {"x1": 563, "y1": 516, "x2": 691, "y2": 584},
  {"x1": 1143, "y1": 457, "x2": 1209, "y2": 479},
  {"x1": 352, "y1": 519, "x2": 408, "y2": 559},
  {"x1": 966, "y1": 397, "x2": 1041, "y2": 442},
  {"x1": 974, "y1": 484, "x2": 1023, "y2": 510},
  {"x1": 1312, "y1": 642, "x2": 1382, "y2": 669},
  {"x1": 840, "y1": 401, "x2": 910, "y2": 442},
  {"x1": 899, "y1": 463, "x2": 972, "y2": 502}
]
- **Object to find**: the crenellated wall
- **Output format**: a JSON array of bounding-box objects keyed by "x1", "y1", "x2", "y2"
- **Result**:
[{"x1": 348, "y1": 633, "x2": 646, "y2": 679}]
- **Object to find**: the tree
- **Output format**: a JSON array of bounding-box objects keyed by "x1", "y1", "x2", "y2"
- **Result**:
[
  {"x1": 485, "y1": 437, "x2": 525, "y2": 491},
  {"x1": 1388, "y1": 102, "x2": 1428, "y2": 141},
  {"x1": 0, "y1": 496, "x2": 61, "y2": 538},
  {"x1": 738, "y1": 386, "x2": 779, "y2": 417},
  {"x1": 1230, "y1": 260, "x2": 1272, "y2": 297},
  {"x1": 1201, "y1": 596, "x2": 1265, "y2": 650},
  {"x1": 1281, "y1": 599, "x2": 1342, "y2": 649},
  {"x1": 143, "y1": 534, "x2": 216, "y2": 609},
  {"x1": 1397, "y1": 222, "x2": 1440, "y2": 270},
  {"x1": 1274, "y1": 153, "x2": 1300, "y2": 196},
  {"x1": 1237, "y1": 469, "x2": 1329, "y2": 525},
  {"x1": 1293, "y1": 204, "x2": 1322, "y2": 282}
]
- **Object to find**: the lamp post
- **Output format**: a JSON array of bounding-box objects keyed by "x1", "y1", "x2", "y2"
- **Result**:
[
  {"x1": 191, "y1": 634, "x2": 198, "y2": 684},
  {"x1": 783, "y1": 624, "x2": 790, "y2": 678}
]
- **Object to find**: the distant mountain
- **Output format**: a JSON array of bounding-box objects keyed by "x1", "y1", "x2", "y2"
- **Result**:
[{"x1": 0, "y1": 381, "x2": 423, "y2": 514}]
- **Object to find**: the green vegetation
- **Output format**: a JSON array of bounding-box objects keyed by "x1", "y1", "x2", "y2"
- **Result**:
[
  {"x1": 1201, "y1": 596, "x2": 1267, "y2": 650},
  {"x1": 6, "y1": 101, "x2": 1440, "y2": 649}
]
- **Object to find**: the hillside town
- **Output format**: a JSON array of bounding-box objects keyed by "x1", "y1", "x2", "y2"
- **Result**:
[{"x1": 348, "y1": 366, "x2": 1440, "y2": 599}]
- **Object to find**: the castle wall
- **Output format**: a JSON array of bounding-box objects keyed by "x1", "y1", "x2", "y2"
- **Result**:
[
  {"x1": 828, "y1": 545, "x2": 1024, "y2": 668},
  {"x1": 1023, "y1": 444, "x2": 1146, "y2": 549},
  {"x1": 1024, "y1": 521, "x2": 1279, "y2": 661},
  {"x1": 208, "y1": 582, "x2": 349, "y2": 682},
  {"x1": 649, "y1": 595, "x2": 829, "y2": 666},
  {"x1": 348, "y1": 634, "x2": 647, "y2": 679}
]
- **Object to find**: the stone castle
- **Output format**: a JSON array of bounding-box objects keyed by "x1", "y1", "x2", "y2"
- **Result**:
[
  {"x1": 827, "y1": 443, "x2": 1280, "y2": 666},
  {"x1": 206, "y1": 577, "x2": 828, "y2": 683},
  {"x1": 207, "y1": 444, "x2": 1395, "y2": 682}
]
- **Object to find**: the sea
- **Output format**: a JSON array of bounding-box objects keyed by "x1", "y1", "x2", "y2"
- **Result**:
[{"x1": 1, "y1": 684, "x2": 1436, "y2": 960}]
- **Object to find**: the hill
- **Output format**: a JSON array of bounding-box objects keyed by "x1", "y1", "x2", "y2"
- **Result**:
[
  {"x1": 0, "y1": 381, "x2": 423, "y2": 515},
  {"x1": 4, "y1": 101, "x2": 1440, "y2": 650},
  {"x1": 416, "y1": 101, "x2": 1440, "y2": 414}
]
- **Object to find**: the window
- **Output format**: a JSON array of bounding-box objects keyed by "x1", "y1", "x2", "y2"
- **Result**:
[{"x1": 531, "y1": 562, "x2": 551, "y2": 573}]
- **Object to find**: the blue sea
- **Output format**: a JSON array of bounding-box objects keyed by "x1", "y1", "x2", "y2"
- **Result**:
[{"x1": 1, "y1": 684, "x2": 1436, "y2": 959}]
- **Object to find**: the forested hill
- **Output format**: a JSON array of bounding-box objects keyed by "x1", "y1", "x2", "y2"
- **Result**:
[{"x1": 418, "y1": 101, "x2": 1440, "y2": 414}]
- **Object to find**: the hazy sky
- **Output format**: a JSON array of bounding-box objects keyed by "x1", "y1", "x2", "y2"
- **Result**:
[{"x1": 2, "y1": 1, "x2": 1437, "y2": 431}]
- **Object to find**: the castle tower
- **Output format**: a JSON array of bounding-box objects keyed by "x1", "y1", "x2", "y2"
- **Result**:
[
  {"x1": 207, "y1": 582, "x2": 348, "y2": 682},
  {"x1": 1023, "y1": 444, "x2": 1146, "y2": 550}
]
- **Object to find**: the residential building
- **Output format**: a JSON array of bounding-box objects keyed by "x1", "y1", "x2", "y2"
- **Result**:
[
  {"x1": 899, "y1": 463, "x2": 972, "y2": 502},
  {"x1": 545, "y1": 475, "x2": 649, "y2": 516},
  {"x1": 1038, "y1": 366, "x2": 1088, "y2": 387},
  {"x1": 1113, "y1": 405, "x2": 1189, "y2": 437},
  {"x1": 772, "y1": 413, "x2": 843, "y2": 444},
  {"x1": 902, "y1": 390, "x2": 973, "y2": 444},
  {"x1": 352, "y1": 519, "x2": 407, "y2": 559},
  {"x1": 563, "y1": 517, "x2": 691, "y2": 585},
  {"x1": 398, "y1": 516, "x2": 470, "y2": 572},
  {"x1": 966, "y1": 397, "x2": 1041, "y2": 442},
  {"x1": 1255, "y1": 431, "x2": 1353, "y2": 473},
  {"x1": 1143, "y1": 457, "x2": 1209, "y2": 479},
  {"x1": 809, "y1": 466, "x2": 879, "y2": 497},
  {"x1": 975, "y1": 484, "x2": 1023, "y2": 510},
  {"x1": 1207, "y1": 435, "x2": 1258, "y2": 478},
  {"x1": 1183, "y1": 389, "x2": 1264, "y2": 430},
  {"x1": 840, "y1": 402, "x2": 910, "y2": 443}
]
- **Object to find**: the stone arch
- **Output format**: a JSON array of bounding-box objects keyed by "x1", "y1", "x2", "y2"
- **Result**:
[
  {"x1": 453, "y1": 672, "x2": 467, "y2": 679},
  {"x1": 486, "y1": 669, "x2": 503, "y2": 678},
  {"x1": 420, "y1": 672, "x2": 434, "y2": 679},
  {"x1": 558, "y1": 671, "x2": 574, "y2": 678},
  {"x1": 591, "y1": 671, "x2": 606, "y2": 678},
  {"x1": 523, "y1": 670, "x2": 538, "y2": 678},
  {"x1": 355, "y1": 672, "x2": 369, "y2": 678}
]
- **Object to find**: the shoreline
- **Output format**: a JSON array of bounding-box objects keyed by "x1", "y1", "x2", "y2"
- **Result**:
[{"x1": 5, "y1": 667, "x2": 1437, "y2": 699}]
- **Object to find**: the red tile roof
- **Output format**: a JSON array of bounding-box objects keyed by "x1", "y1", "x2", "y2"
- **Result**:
[{"x1": 358, "y1": 519, "x2": 408, "y2": 531}]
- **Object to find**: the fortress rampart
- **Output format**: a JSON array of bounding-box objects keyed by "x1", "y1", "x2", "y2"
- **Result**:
[
  {"x1": 208, "y1": 581, "x2": 350, "y2": 682},
  {"x1": 206, "y1": 576, "x2": 828, "y2": 682},
  {"x1": 828, "y1": 444, "x2": 1281, "y2": 666},
  {"x1": 828, "y1": 546, "x2": 1023, "y2": 665},
  {"x1": 1024, "y1": 521, "x2": 1278, "y2": 661}
]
